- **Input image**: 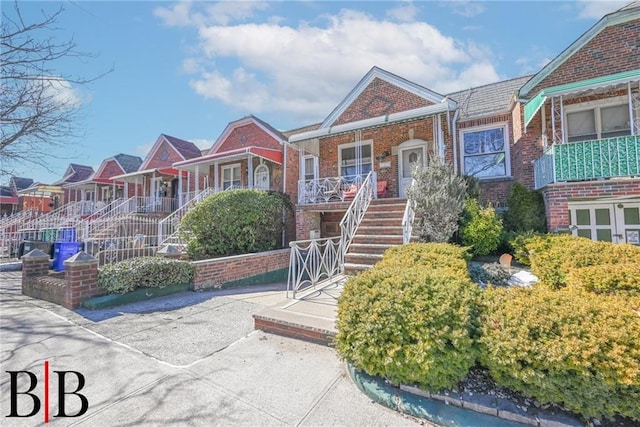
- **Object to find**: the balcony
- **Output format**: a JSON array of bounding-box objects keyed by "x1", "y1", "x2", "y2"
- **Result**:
[{"x1": 534, "y1": 135, "x2": 640, "y2": 189}]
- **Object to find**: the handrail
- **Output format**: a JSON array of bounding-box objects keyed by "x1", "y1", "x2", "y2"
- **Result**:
[
  {"x1": 158, "y1": 187, "x2": 216, "y2": 246},
  {"x1": 287, "y1": 237, "x2": 342, "y2": 298},
  {"x1": 402, "y1": 194, "x2": 415, "y2": 244},
  {"x1": 297, "y1": 174, "x2": 369, "y2": 204},
  {"x1": 339, "y1": 171, "x2": 376, "y2": 255}
]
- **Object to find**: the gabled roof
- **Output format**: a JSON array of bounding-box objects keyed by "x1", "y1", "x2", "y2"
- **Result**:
[
  {"x1": 0, "y1": 185, "x2": 18, "y2": 204},
  {"x1": 113, "y1": 153, "x2": 143, "y2": 173},
  {"x1": 162, "y1": 134, "x2": 202, "y2": 160},
  {"x1": 52, "y1": 164, "x2": 94, "y2": 185},
  {"x1": 320, "y1": 66, "x2": 455, "y2": 129},
  {"x1": 207, "y1": 115, "x2": 286, "y2": 155},
  {"x1": 520, "y1": 2, "x2": 640, "y2": 97},
  {"x1": 448, "y1": 75, "x2": 532, "y2": 120},
  {"x1": 282, "y1": 123, "x2": 322, "y2": 139},
  {"x1": 9, "y1": 177, "x2": 33, "y2": 192}
]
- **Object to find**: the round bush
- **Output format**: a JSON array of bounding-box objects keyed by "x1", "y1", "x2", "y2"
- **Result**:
[
  {"x1": 179, "y1": 190, "x2": 293, "y2": 260},
  {"x1": 378, "y1": 242, "x2": 470, "y2": 278},
  {"x1": 336, "y1": 266, "x2": 480, "y2": 391},
  {"x1": 479, "y1": 285, "x2": 640, "y2": 421},
  {"x1": 566, "y1": 262, "x2": 640, "y2": 295},
  {"x1": 460, "y1": 199, "x2": 503, "y2": 256},
  {"x1": 98, "y1": 256, "x2": 196, "y2": 294}
]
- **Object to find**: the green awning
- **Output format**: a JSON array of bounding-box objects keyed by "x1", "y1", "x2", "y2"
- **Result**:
[{"x1": 523, "y1": 68, "x2": 640, "y2": 127}]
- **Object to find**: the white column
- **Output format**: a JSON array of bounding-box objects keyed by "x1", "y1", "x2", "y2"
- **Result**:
[
  {"x1": 247, "y1": 155, "x2": 254, "y2": 189},
  {"x1": 195, "y1": 165, "x2": 200, "y2": 195},
  {"x1": 178, "y1": 171, "x2": 183, "y2": 205},
  {"x1": 214, "y1": 161, "x2": 219, "y2": 192}
]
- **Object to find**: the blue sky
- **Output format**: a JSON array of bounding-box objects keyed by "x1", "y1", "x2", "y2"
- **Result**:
[{"x1": 3, "y1": 0, "x2": 627, "y2": 185}]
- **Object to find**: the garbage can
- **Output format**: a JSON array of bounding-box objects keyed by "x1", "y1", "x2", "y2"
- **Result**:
[
  {"x1": 19, "y1": 240, "x2": 55, "y2": 259},
  {"x1": 53, "y1": 242, "x2": 82, "y2": 271},
  {"x1": 18, "y1": 229, "x2": 38, "y2": 241},
  {"x1": 57, "y1": 227, "x2": 77, "y2": 242},
  {"x1": 40, "y1": 228, "x2": 59, "y2": 242}
]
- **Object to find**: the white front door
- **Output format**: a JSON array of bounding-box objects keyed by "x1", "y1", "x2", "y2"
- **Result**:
[
  {"x1": 570, "y1": 201, "x2": 640, "y2": 245},
  {"x1": 398, "y1": 145, "x2": 426, "y2": 198}
]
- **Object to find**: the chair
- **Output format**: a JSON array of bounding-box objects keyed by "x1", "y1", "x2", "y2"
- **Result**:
[{"x1": 343, "y1": 180, "x2": 388, "y2": 200}]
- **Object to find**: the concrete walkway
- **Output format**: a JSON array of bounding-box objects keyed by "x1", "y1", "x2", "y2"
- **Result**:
[{"x1": 0, "y1": 271, "x2": 425, "y2": 426}]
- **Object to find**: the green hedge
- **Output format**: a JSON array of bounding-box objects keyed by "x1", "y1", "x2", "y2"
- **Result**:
[
  {"x1": 336, "y1": 243, "x2": 479, "y2": 391},
  {"x1": 460, "y1": 199, "x2": 503, "y2": 256},
  {"x1": 479, "y1": 285, "x2": 640, "y2": 421},
  {"x1": 525, "y1": 234, "x2": 640, "y2": 288},
  {"x1": 377, "y1": 242, "x2": 470, "y2": 278},
  {"x1": 98, "y1": 257, "x2": 196, "y2": 294},
  {"x1": 566, "y1": 262, "x2": 640, "y2": 295}
]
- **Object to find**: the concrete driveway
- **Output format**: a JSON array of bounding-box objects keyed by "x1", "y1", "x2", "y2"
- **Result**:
[{"x1": 0, "y1": 271, "x2": 422, "y2": 426}]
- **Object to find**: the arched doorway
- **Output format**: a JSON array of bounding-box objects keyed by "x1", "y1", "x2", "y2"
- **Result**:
[{"x1": 254, "y1": 164, "x2": 270, "y2": 190}]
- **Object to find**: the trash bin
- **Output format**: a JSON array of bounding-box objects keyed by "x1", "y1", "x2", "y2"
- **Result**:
[
  {"x1": 57, "y1": 227, "x2": 77, "y2": 242},
  {"x1": 18, "y1": 229, "x2": 38, "y2": 241},
  {"x1": 40, "y1": 228, "x2": 58, "y2": 242},
  {"x1": 19, "y1": 240, "x2": 55, "y2": 259},
  {"x1": 53, "y1": 242, "x2": 82, "y2": 271}
]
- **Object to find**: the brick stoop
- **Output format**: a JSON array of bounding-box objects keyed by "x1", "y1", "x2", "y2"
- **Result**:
[{"x1": 343, "y1": 198, "x2": 407, "y2": 275}]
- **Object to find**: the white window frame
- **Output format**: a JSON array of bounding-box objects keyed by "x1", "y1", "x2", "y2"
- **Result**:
[
  {"x1": 302, "y1": 155, "x2": 318, "y2": 182},
  {"x1": 254, "y1": 163, "x2": 270, "y2": 190},
  {"x1": 460, "y1": 123, "x2": 511, "y2": 179},
  {"x1": 221, "y1": 163, "x2": 242, "y2": 190},
  {"x1": 564, "y1": 95, "x2": 631, "y2": 142},
  {"x1": 338, "y1": 140, "x2": 373, "y2": 177}
]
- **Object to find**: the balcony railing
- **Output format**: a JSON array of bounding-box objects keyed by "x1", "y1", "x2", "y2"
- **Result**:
[
  {"x1": 534, "y1": 135, "x2": 640, "y2": 189},
  {"x1": 297, "y1": 174, "x2": 368, "y2": 205}
]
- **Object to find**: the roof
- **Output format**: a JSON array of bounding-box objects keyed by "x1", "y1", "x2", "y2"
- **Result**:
[
  {"x1": 282, "y1": 123, "x2": 322, "y2": 139},
  {"x1": 114, "y1": 153, "x2": 143, "y2": 173},
  {"x1": 162, "y1": 134, "x2": 202, "y2": 160},
  {"x1": 207, "y1": 115, "x2": 287, "y2": 155},
  {"x1": 10, "y1": 177, "x2": 34, "y2": 191},
  {"x1": 52, "y1": 164, "x2": 95, "y2": 185},
  {"x1": 519, "y1": 2, "x2": 640, "y2": 97},
  {"x1": 448, "y1": 75, "x2": 532, "y2": 120},
  {"x1": 175, "y1": 146, "x2": 283, "y2": 170}
]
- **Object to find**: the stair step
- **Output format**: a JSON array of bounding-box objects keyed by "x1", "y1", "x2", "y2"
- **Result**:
[
  {"x1": 363, "y1": 210, "x2": 405, "y2": 218},
  {"x1": 352, "y1": 234, "x2": 404, "y2": 245},
  {"x1": 360, "y1": 218, "x2": 402, "y2": 227},
  {"x1": 348, "y1": 243, "x2": 394, "y2": 255},
  {"x1": 366, "y1": 204, "x2": 406, "y2": 213},
  {"x1": 357, "y1": 225, "x2": 403, "y2": 234},
  {"x1": 343, "y1": 262, "x2": 373, "y2": 275},
  {"x1": 344, "y1": 253, "x2": 383, "y2": 265}
]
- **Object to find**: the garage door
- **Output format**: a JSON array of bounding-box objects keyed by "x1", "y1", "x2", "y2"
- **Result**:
[{"x1": 569, "y1": 200, "x2": 640, "y2": 245}]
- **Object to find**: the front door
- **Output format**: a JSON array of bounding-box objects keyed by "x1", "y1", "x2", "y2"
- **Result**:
[
  {"x1": 570, "y1": 201, "x2": 640, "y2": 245},
  {"x1": 398, "y1": 145, "x2": 426, "y2": 198}
]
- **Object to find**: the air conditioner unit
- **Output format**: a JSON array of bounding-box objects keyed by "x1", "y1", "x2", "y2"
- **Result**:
[{"x1": 310, "y1": 230, "x2": 321, "y2": 239}]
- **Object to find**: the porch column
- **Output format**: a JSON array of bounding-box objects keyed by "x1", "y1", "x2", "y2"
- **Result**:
[
  {"x1": 551, "y1": 96, "x2": 565, "y2": 144},
  {"x1": 178, "y1": 171, "x2": 183, "y2": 206},
  {"x1": 629, "y1": 81, "x2": 640, "y2": 136},
  {"x1": 124, "y1": 182, "x2": 129, "y2": 199},
  {"x1": 247, "y1": 154, "x2": 254, "y2": 189},
  {"x1": 134, "y1": 177, "x2": 139, "y2": 198},
  {"x1": 214, "y1": 161, "x2": 219, "y2": 192},
  {"x1": 195, "y1": 165, "x2": 200, "y2": 195}
]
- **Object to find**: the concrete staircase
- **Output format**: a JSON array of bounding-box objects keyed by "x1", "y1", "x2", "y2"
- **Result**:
[{"x1": 343, "y1": 198, "x2": 407, "y2": 275}]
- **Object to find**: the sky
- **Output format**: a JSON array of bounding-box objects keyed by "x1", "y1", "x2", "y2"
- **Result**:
[{"x1": 2, "y1": 0, "x2": 628, "y2": 185}]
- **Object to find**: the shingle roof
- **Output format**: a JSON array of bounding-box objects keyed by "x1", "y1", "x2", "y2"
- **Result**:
[
  {"x1": 162, "y1": 134, "x2": 202, "y2": 160},
  {"x1": 67, "y1": 164, "x2": 95, "y2": 183},
  {"x1": 114, "y1": 153, "x2": 143, "y2": 174},
  {"x1": 447, "y1": 75, "x2": 533, "y2": 120},
  {"x1": 1, "y1": 185, "x2": 15, "y2": 198},
  {"x1": 282, "y1": 123, "x2": 322, "y2": 139},
  {"x1": 249, "y1": 115, "x2": 287, "y2": 141},
  {"x1": 10, "y1": 177, "x2": 33, "y2": 191}
]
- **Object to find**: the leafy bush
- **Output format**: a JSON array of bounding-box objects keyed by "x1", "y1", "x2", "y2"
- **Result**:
[
  {"x1": 469, "y1": 263, "x2": 511, "y2": 287},
  {"x1": 460, "y1": 199, "x2": 503, "y2": 256},
  {"x1": 98, "y1": 257, "x2": 196, "y2": 294},
  {"x1": 377, "y1": 242, "x2": 470, "y2": 278},
  {"x1": 525, "y1": 234, "x2": 640, "y2": 288},
  {"x1": 179, "y1": 190, "x2": 293, "y2": 260},
  {"x1": 336, "y1": 265, "x2": 480, "y2": 391},
  {"x1": 479, "y1": 285, "x2": 640, "y2": 421},
  {"x1": 505, "y1": 231, "x2": 544, "y2": 266},
  {"x1": 502, "y1": 182, "x2": 547, "y2": 233},
  {"x1": 566, "y1": 262, "x2": 640, "y2": 295},
  {"x1": 407, "y1": 157, "x2": 467, "y2": 243}
]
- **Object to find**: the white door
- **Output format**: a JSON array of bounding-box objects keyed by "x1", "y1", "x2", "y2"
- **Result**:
[
  {"x1": 254, "y1": 164, "x2": 270, "y2": 190},
  {"x1": 398, "y1": 145, "x2": 426, "y2": 198},
  {"x1": 570, "y1": 201, "x2": 640, "y2": 245}
]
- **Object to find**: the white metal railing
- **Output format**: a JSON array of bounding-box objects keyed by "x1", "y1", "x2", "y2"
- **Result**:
[
  {"x1": 287, "y1": 237, "x2": 342, "y2": 298},
  {"x1": 533, "y1": 147, "x2": 555, "y2": 189},
  {"x1": 402, "y1": 197, "x2": 415, "y2": 244},
  {"x1": 133, "y1": 197, "x2": 178, "y2": 213},
  {"x1": 297, "y1": 174, "x2": 369, "y2": 204},
  {"x1": 84, "y1": 232, "x2": 161, "y2": 266},
  {"x1": 76, "y1": 198, "x2": 124, "y2": 239},
  {"x1": 158, "y1": 187, "x2": 216, "y2": 246},
  {"x1": 339, "y1": 171, "x2": 376, "y2": 255}
]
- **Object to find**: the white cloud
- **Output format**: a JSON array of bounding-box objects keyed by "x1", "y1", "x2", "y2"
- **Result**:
[
  {"x1": 576, "y1": 0, "x2": 626, "y2": 19},
  {"x1": 445, "y1": 1, "x2": 485, "y2": 18},
  {"x1": 386, "y1": 1, "x2": 420, "y2": 23},
  {"x1": 154, "y1": 0, "x2": 268, "y2": 27},
  {"x1": 173, "y1": 6, "x2": 500, "y2": 123},
  {"x1": 42, "y1": 78, "x2": 82, "y2": 109}
]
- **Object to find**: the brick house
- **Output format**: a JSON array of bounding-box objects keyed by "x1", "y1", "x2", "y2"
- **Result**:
[
  {"x1": 519, "y1": 3, "x2": 640, "y2": 244},
  {"x1": 52, "y1": 164, "x2": 95, "y2": 205}
]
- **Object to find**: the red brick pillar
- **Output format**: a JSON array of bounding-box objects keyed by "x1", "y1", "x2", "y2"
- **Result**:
[
  {"x1": 295, "y1": 209, "x2": 321, "y2": 240},
  {"x1": 21, "y1": 249, "x2": 50, "y2": 280},
  {"x1": 64, "y1": 252, "x2": 100, "y2": 309}
]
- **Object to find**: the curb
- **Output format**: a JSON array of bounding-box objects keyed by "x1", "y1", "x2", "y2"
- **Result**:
[
  {"x1": 0, "y1": 262, "x2": 22, "y2": 272},
  {"x1": 82, "y1": 283, "x2": 191, "y2": 309},
  {"x1": 346, "y1": 364, "x2": 584, "y2": 427}
]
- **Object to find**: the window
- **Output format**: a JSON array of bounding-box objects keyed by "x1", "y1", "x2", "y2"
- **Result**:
[
  {"x1": 339, "y1": 142, "x2": 372, "y2": 177},
  {"x1": 222, "y1": 164, "x2": 241, "y2": 190},
  {"x1": 566, "y1": 101, "x2": 630, "y2": 142},
  {"x1": 303, "y1": 156, "x2": 317, "y2": 181},
  {"x1": 461, "y1": 125, "x2": 509, "y2": 179},
  {"x1": 254, "y1": 164, "x2": 269, "y2": 190}
]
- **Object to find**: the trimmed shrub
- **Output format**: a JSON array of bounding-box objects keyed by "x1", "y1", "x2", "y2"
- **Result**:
[
  {"x1": 98, "y1": 257, "x2": 196, "y2": 294},
  {"x1": 408, "y1": 157, "x2": 467, "y2": 243},
  {"x1": 469, "y1": 263, "x2": 511, "y2": 287},
  {"x1": 503, "y1": 182, "x2": 547, "y2": 233},
  {"x1": 179, "y1": 190, "x2": 294, "y2": 260},
  {"x1": 336, "y1": 266, "x2": 480, "y2": 391},
  {"x1": 460, "y1": 199, "x2": 503, "y2": 256},
  {"x1": 505, "y1": 231, "x2": 544, "y2": 266},
  {"x1": 566, "y1": 262, "x2": 640, "y2": 295},
  {"x1": 377, "y1": 242, "x2": 470, "y2": 278},
  {"x1": 526, "y1": 234, "x2": 640, "y2": 288},
  {"x1": 479, "y1": 285, "x2": 640, "y2": 421}
]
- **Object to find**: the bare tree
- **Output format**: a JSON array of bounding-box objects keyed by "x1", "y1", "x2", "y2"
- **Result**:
[{"x1": 0, "y1": 2, "x2": 110, "y2": 176}]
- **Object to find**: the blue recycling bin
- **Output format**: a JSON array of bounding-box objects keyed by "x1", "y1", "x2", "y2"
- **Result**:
[
  {"x1": 53, "y1": 242, "x2": 82, "y2": 272},
  {"x1": 57, "y1": 226, "x2": 77, "y2": 242}
]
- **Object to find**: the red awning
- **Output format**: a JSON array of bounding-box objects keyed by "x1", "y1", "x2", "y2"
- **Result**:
[
  {"x1": 0, "y1": 196, "x2": 19, "y2": 205},
  {"x1": 174, "y1": 146, "x2": 283, "y2": 168},
  {"x1": 91, "y1": 178, "x2": 126, "y2": 185},
  {"x1": 158, "y1": 168, "x2": 189, "y2": 177}
]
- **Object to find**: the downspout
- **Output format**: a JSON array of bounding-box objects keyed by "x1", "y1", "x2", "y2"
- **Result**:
[{"x1": 281, "y1": 142, "x2": 287, "y2": 248}]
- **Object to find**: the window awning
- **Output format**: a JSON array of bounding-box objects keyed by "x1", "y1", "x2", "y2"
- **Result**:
[
  {"x1": 111, "y1": 167, "x2": 189, "y2": 183},
  {"x1": 0, "y1": 196, "x2": 19, "y2": 204},
  {"x1": 64, "y1": 178, "x2": 126, "y2": 188},
  {"x1": 523, "y1": 69, "x2": 640, "y2": 127},
  {"x1": 173, "y1": 146, "x2": 283, "y2": 172}
]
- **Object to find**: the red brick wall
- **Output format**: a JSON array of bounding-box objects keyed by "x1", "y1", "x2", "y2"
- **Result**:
[
  {"x1": 214, "y1": 123, "x2": 282, "y2": 152},
  {"x1": 334, "y1": 78, "x2": 434, "y2": 125},
  {"x1": 542, "y1": 179, "x2": 640, "y2": 230},
  {"x1": 285, "y1": 144, "x2": 300, "y2": 205},
  {"x1": 146, "y1": 140, "x2": 185, "y2": 169},
  {"x1": 192, "y1": 248, "x2": 290, "y2": 290},
  {"x1": 530, "y1": 19, "x2": 640, "y2": 94},
  {"x1": 96, "y1": 160, "x2": 124, "y2": 180},
  {"x1": 296, "y1": 209, "x2": 321, "y2": 240}
]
